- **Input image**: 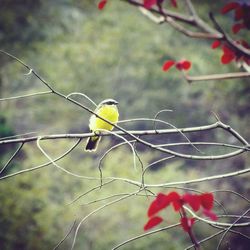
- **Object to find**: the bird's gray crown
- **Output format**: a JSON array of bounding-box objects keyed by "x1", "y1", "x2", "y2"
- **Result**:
[{"x1": 99, "y1": 99, "x2": 118, "y2": 106}]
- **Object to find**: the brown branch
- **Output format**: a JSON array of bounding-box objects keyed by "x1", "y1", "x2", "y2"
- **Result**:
[
  {"x1": 138, "y1": 6, "x2": 221, "y2": 39},
  {"x1": 123, "y1": 0, "x2": 195, "y2": 25},
  {"x1": 123, "y1": 1, "x2": 250, "y2": 60},
  {"x1": 0, "y1": 122, "x2": 222, "y2": 145},
  {"x1": 0, "y1": 143, "x2": 24, "y2": 175},
  {"x1": 183, "y1": 72, "x2": 250, "y2": 83},
  {"x1": 209, "y1": 13, "x2": 250, "y2": 57}
]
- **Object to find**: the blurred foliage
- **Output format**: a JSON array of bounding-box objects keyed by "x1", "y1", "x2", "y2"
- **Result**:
[{"x1": 0, "y1": 0, "x2": 249, "y2": 249}]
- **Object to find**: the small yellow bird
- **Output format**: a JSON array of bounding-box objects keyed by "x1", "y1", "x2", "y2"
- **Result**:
[{"x1": 85, "y1": 99, "x2": 119, "y2": 152}]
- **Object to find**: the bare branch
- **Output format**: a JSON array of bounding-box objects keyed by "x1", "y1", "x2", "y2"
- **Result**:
[
  {"x1": 112, "y1": 223, "x2": 180, "y2": 250},
  {"x1": 0, "y1": 90, "x2": 52, "y2": 102},
  {"x1": 70, "y1": 189, "x2": 143, "y2": 250},
  {"x1": 147, "y1": 167, "x2": 250, "y2": 188},
  {"x1": 0, "y1": 143, "x2": 24, "y2": 175},
  {"x1": 53, "y1": 220, "x2": 77, "y2": 250},
  {"x1": 0, "y1": 139, "x2": 82, "y2": 181},
  {"x1": 216, "y1": 208, "x2": 250, "y2": 249},
  {"x1": 0, "y1": 122, "x2": 226, "y2": 145},
  {"x1": 183, "y1": 72, "x2": 250, "y2": 83}
]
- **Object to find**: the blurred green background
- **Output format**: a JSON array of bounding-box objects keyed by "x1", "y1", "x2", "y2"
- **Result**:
[{"x1": 0, "y1": 0, "x2": 249, "y2": 249}]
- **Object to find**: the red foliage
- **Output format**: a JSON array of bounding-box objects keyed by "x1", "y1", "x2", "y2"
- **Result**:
[
  {"x1": 176, "y1": 60, "x2": 191, "y2": 70},
  {"x1": 183, "y1": 193, "x2": 201, "y2": 212},
  {"x1": 144, "y1": 216, "x2": 163, "y2": 230},
  {"x1": 147, "y1": 193, "x2": 170, "y2": 217},
  {"x1": 212, "y1": 39, "x2": 250, "y2": 65},
  {"x1": 143, "y1": 0, "x2": 157, "y2": 9},
  {"x1": 143, "y1": 0, "x2": 178, "y2": 9},
  {"x1": 144, "y1": 191, "x2": 217, "y2": 233},
  {"x1": 234, "y1": 6, "x2": 244, "y2": 21},
  {"x1": 232, "y1": 23, "x2": 246, "y2": 34},
  {"x1": 211, "y1": 40, "x2": 221, "y2": 49},
  {"x1": 162, "y1": 60, "x2": 176, "y2": 71},
  {"x1": 170, "y1": 0, "x2": 177, "y2": 8},
  {"x1": 98, "y1": 0, "x2": 108, "y2": 10},
  {"x1": 203, "y1": 209, "x2": 218, "y2": 221},
  {"x1": 221, "y1": 2, "x2": 250, "y2": 33},
  {"x1": 221, "y1": 45, "x2": 236, "y2": 64},
  {"x1": 180, "y1": 217, "x2": 195, "y2": 232},
  {"x1": 221, "y1": 2, "x2": 239, "y2": 14},
  {"x1": 200, "y1": 193, "x2": 214, "y2": 210},
  {"x1": 162, "y1": 60, "x2": 191, "y2": 72},
  {"x1": 168, "y1": 191, "x2": 182, "y2": 211}
]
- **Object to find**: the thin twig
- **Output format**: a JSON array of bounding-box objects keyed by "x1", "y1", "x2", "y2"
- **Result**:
[
  {"x1": 53, "y1": 220, "x2": 77, "y2": 250},
  {"x1": 112, "y1": 223, "x2": 180, "y2": 250},
  {"x1": 216, "y1": 208, "x2": 250, "y2": 250},
  {"x1": 0, "y1": 139, "x2": 82, "y2": 181},
  {"x1": 70, "y1": 190, "x2": 143, "y2": 250},
  {"x1": 0, "y1": 90, "x2": 52, "y2": 101},
  {"x1": 67, "y1": 180, "x2": 115, "y2": 206},
  {"x1": 0, "y1": 143, "x2": 24, "y2": 175}
]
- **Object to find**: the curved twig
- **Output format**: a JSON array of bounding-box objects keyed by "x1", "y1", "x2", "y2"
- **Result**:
[
  {"x1": 53, "y1": 220, "x2": 77, "y2": 250},
  {"x1": 0, "y1": 139, "x2": 82, "y2": 181}
]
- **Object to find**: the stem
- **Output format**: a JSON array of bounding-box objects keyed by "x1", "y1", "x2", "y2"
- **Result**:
[{"x1": 181, "y1": 207, "x2": 200, "y2": 250}]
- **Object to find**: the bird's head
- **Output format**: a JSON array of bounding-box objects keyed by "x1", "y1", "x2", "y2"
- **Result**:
[{"x1": 99, "y1": 99, "x2": 119, "y2": 106}]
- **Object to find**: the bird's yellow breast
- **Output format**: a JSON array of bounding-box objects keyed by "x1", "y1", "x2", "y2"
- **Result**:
[{"x1": 89, "y1": 104, "x2": 119, "y2": 132}]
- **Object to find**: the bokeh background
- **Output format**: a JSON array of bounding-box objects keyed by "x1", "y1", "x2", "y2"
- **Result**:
[{"x1": 0, "y1": 1, "x2": 249, "y2": 249}]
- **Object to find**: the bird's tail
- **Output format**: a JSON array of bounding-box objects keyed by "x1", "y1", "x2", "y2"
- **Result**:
[{"x1": 85, "y1": 136, "x2": 101, "y2": 152}]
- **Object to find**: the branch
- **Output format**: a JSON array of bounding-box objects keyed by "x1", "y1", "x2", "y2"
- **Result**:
[
  {"x1": 112, "y1": 223, "x2": 180, "y2": 250},
  {"x1": 0, "y1": 143, "x2": 24, "y2": 175},
  {"x1": 0, "y1": 122, "x2": 227, "y2": 145},
  {"x1": 147, "y1": 167, "x2": 250, "y2": 187},
  {"x1": 0, "y1": 90, "x2": 52, "y2": 101},
  {"x1": 216, "y1": 208, "x2": 250, "y2": 249},
  {"x1": 0, "y1": 139, "x2": 82, "y2": 181},
  {"x1": 123, "y1": 1, "x2": 250, "y2": 61},
  {"x1": 183, "y1": 72, "x2": 250, "y2": 83},
  {"x1": 70, "y1": 189, "x2": 143, "y2": 250},
  {"x1": 209, "y1": 13, "x2": 250, "y2": 57}
]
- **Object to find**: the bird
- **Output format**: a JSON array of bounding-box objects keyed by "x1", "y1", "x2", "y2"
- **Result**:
[{"x1": 85, "y1": 98, "x2": 119, "y2": 152}]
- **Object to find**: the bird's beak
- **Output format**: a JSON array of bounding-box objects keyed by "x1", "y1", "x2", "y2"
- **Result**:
[{"x1": 114, "y1": 100, "x2": 119, "y2": 105}]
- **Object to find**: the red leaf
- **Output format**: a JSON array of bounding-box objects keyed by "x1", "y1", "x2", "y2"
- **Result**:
[
  {"x1": 98, "y1": 0, "x2": 108, "y2": 10},
  {"x1": 221, "y1": 53, "x2": 235, "y2": 64},
  {"x1": 221, "y1": 2, "x2": 240, "y2": 14},
  {"x1": 222, "y1": 45, "x2": 235, "y2": 57},
  {"x1": 221, "y1": 45, "x2": 235, "y2": 64},
  {"x1": 203, "y1": 209, "x2": 218, "y2": 221},
  {"x1": 180, "y1": 217, "x2": 195, "y2": 232},
  {"x1": 147, "y1": 193, "x2": 170, "y2": 217},
  {"x1": 170, "y1": 0, "x2": 178, "y2": 8},
  {"x1": 144, "y1": 0, "x2": 157, "y2": 9},
  {"x1": 176, "y1": 60, "x2": 191, "y2": 71},
  {"x1": 144, "y1": 216, "x2": 163, "y2": 230},
  {"x1": 232, "y1": 23, "x2": 246, "y2": 34},
  {"x1": 183, "y1": 193, "x2": 201, "y2": 212},
  {"x1": 162, "y1": 60, "x2": 176, "y2": 71},
  {"x1": 200, "y1": 193, "x2": 214, "y2": 210},
  {"x1": 168, "y1": 191, "x2": 182, "y2": 211},
  {"x1": 211, "y1": 40, "x2": 221, "y2": 49},
  {"x1": 234, "y1": 6, "x2": 244, "y2": 21},
  {"x1": 181, "y1": 60, "x2": 192, "y2": 70}
]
